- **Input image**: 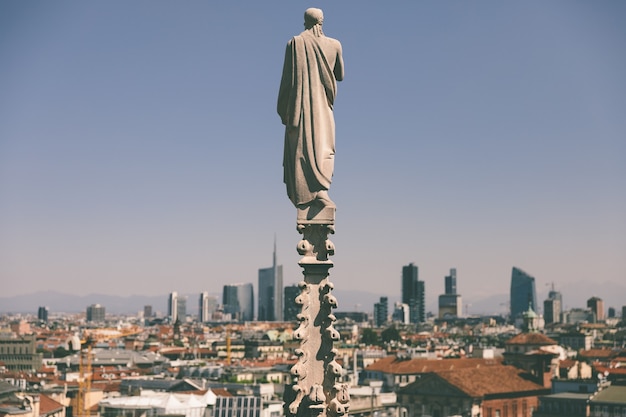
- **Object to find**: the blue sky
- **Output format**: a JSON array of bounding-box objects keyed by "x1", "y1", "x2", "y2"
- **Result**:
[{"x1": 1, "y1": 2, "x2": 625, "y2": 312}]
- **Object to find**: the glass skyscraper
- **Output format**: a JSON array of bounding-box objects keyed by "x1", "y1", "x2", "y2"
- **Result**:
[
  {"x1": 223, "y1": 283, "x2": 254, "y2": 322},
  {"x1": 510, "y1": 267, "x2": 537, "y2": 320},
  {"x1": 402, "y1": 263, "x2": 425, "y2": 323},
  {"x1": 258, "y1": 241, "x2": 283, "y2": 321}
]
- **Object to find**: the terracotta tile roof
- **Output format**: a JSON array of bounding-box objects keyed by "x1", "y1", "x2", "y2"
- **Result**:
[
  {"x1": 211, "y1": 388, "x2": 232, "y2": 397},
  {"x1": 436, "y1": 365, "x2": 547, "y2": 397},
  {"x1": 506, "y1": 333, "x2": 557, "y2": 346},
  {"x1": 365, "y1": 356, "x2": 501, "y2": 375},
  {"x1": 558, "y1": 359, "x2": 577, "y2": 369},
  {"x1": 39, "y1": 394, "x2": 65, "y2": 416},
  {"x1": 579, "y1": 349, "x2": 620, "y2": 359}
]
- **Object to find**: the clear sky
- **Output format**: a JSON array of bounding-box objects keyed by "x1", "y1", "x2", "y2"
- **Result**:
[{"x1": 1, "y1": 2, "x2": 625, "y2": 312}]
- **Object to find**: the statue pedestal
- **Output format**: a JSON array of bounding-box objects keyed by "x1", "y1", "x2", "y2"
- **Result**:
[{"x1": 285, "y1": 222, "x2": 350, "y2": 417}]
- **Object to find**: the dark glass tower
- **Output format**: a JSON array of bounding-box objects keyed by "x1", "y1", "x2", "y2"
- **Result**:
[
  {"x1": 402, "y1": 263, "x2": 425, "y2": 323},
  {"x1": 258, "y1": 240, "x2": 283, "y2": 321},
  {"x1": 510, "y1": 267, "x2": 537, "y2": 320}
]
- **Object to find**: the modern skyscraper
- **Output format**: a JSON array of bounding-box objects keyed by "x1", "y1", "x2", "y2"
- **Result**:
[
  {"x1": 284, "y1": 284, "x2": 300, "y2": 322},
  {"x1": 445, "y1": 268, "x2": 457, "y2": 295},
  {"x1": 587, "y1": 296, "x2": 605, "y2": 322},
  {"x1": 223, "y1": 283, "x2": 254, "y2": 322},
  {"x1": 402, "y1": 263, "x2": 425, "y2": 323},
  {"x1": 374, "y1": 297, "x2": 388, "y2": 327},
  {"x1": 439, "y1": 268, "x2": 462, "y2": 319},
  {"x1": 199, "y1": 292, "x2": 210, "y2": 322},
  {"x1": 510, "y1": 267, "x2": 537, "y2": 321},
  {"x1": 544, "y1": 286, "x2": 562, "y2": 325},
  {"x1": 37, "y1": 306, "x2": 49, "y2": 322},
  {"x1": 168, "y1": 292, "x2": 186, "y2": 322},
  {"x1": 143, "y1": 305, "x2": 153, "y2": 318},
  {"x1": 86, "y1": 304, "x2": 105, "y2": 322},
  {"x1": 258, "y1": 240, "x2": 283, "y2": 321},
  {"x1": 199, "y1": 292, "x2": 217, "y2": 322}
]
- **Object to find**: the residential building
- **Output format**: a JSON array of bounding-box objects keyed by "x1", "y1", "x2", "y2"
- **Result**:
[
  {"x1": 374, "y1": 297, "x2": 388, "y2": 327},
  {"x1": 0, "y1": 335, "x2": 43, "y2": 371},
  {"x1": 283, "y1": 284, "x2": 300, "y2": 322},
  {"x1": 510, "y1": 267, "x2": 537, "y2": 321},
  {"x1": 363, "y1": 356, "x2": 502, "y2": 391},
  {"x1": 257, "y1": 241, "x2": 283, "y2": 322},
  {"x1": 587, "y1": 296, "x2": 605, "y2": 322},
  {"x1": 223, "y1": 283, "x2": 254, "y2": 322},
  {"x1": 398, "y1": 365, "x2": 549, "y2": 417},
  {"x1": 402, "y1": 263, "x2": 425, "y2": 324},
  {"x1": 558, "y1": 332, "x2": 594, "y2": 351},
  {"x1": 588, "y1": 385, "x2": 626, "y2": 417},
  {"x1": 86, "y1": 304, "x2": 105, "y2": 322},
  {"x1": 143, "y1": 305, "x2": 152, "y2": 318}
]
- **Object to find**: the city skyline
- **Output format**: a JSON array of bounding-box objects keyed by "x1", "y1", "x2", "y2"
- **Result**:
[{"x1": 1, "y1": 3, "x2": 624, "y2": 304}]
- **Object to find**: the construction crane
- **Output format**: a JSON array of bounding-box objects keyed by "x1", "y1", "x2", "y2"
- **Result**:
[{"x1": 76, "y1": 326, "x2": 142, "y2": 417}]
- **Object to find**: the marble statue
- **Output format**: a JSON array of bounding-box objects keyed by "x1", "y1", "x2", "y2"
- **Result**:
[{"x1": 278, "y1": 8, "x2": 344, "y2": 221}]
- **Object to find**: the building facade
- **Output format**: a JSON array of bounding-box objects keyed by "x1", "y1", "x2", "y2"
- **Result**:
[
  {"x1": 374, "y1": 297, "x2": 388, "y2": 327},
  {"x1": 223, "y1": 283, "x2": 254, "y2": 322},
  {"x1": 544, "y1": 289, "x2": 562, "y2": 325},
  {"x1": 510, "y1": 267, "x2": 537, "y2": 321},
  {"x1": 86, "y1": 304, "x2": 105, "y2": 322},
  {"x1": 587, "y1": 296, "x2": 605, "y2": 322},
  {"x1": 198, "y1": 291, "x2": 216, "y2": 322},
  {"x1": 283, "y1": 284, "x2": 300, "y2": 322},
  {"x1": 37, "y1": 306, "x2": 49, "y2": 322},
  {"x1": 0, "y1": 335, "x2": 43, "y2": 371},
  {"x1": 438, "y1": 268, "x2": 462, "y2": 319}
]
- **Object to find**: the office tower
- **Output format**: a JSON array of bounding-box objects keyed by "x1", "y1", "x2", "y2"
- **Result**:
[
  {"x1": 445, "y1": 268, "x2": 457, "y2": 295},
  {"x1": 544, "y1": 287, "x2": 562, "y2": 325},
  {"x1": 143, "y1": 305, "x2": 153, "y2": 318},
  {"x1": 392, "y1": 302, "x2": 410, "y2": 324},
  {"x1": 510, "y1": 267, "x2": 537, "y2": 320},
  {"x1": 587, "y1": 296, "x2": 605, "y2": 322},
  {"x1": 284, "y1": 284, "x2": 300, "y2": 322},
  {"x1": 199, "y1": 292, "x2": 217, "y2": 322},
  {"x1": 168, "y1": 292, "x2": 179, "y2": 322},
  {"x1": 439, "y1": 268, "x2": 462, "y2": 319},
  {"x1": 223, "y1": 283, "x2": 254, "y2": 322},
  {"x1": 37, "y1": 306, "x2": 49, "y2": 322},
  {"x1": 374, "y1": 297, "x2": 388, "y2": 327},
  {"x1": 402, "y1": 263, "x2": 425, "y2": 323},
  {"x1": 176, "y1": 296, "x2": 187, "y2": 321},
  {"x1": 86, "y1": 304, "x2": 105, "y2": 322},
  {"x1": 608, "y1": 307, "x2": 616, "y2": 318},
  {"x1": 199, "y1": 292, "x2": 210, "y2": 322},
  {"x1": 258, "y1": 240, "x2": 284, "y2": 321}
]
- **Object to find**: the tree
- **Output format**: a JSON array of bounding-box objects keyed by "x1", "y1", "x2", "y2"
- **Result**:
[
  {"x1": 361, "y1": 328, "x2": 379, "y2": 346},
  {"x1": 381, "y1": 326, "x2": 401, "y2": 343}
]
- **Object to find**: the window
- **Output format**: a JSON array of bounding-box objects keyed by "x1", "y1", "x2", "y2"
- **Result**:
[{"x1": 496, "y1": 410, "x2": 501, "y2": 417}]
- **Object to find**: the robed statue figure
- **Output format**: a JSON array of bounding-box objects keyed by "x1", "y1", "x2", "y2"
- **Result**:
[{"x1": 278, "y1": 8, "x2": 344, "y2": 217}]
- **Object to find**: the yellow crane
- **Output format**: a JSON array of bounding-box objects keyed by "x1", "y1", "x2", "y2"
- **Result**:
[{"x1": 76, "y1": 326, "x2": 141, "y2": 417}]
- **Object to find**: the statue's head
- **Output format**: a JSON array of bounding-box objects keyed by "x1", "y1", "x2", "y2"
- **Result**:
[{"x1": 304, "y1": 8, "x2": 324, "y2": 29}]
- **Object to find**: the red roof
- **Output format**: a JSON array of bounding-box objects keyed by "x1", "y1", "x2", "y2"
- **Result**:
[
  {"x1": 436, "y1": 365, "x2": 547, "y2": 397},
  {"x1": 365, "y1": 357, "x2": 501, "y2": 375},
  {"x1": 39, "y1": 394, "x2": 64, "y2": 416},
  {"x1": 506, "y1": 333, "x2": 557, "y2": 345}
]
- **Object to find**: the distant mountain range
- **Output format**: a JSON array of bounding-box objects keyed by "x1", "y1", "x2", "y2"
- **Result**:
[{"x1": 2, "y1": 280, "x2": 624, "y2": 317}]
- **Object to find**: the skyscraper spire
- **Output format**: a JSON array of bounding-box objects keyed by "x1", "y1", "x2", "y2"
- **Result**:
[{"x1": 273, "y1": 234, "x2": 277, "y2": 268}]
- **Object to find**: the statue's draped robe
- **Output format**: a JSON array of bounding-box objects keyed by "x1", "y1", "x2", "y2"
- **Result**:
[{"x1": 278, "y1": 31, "x2": 338, "y2": 207}]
